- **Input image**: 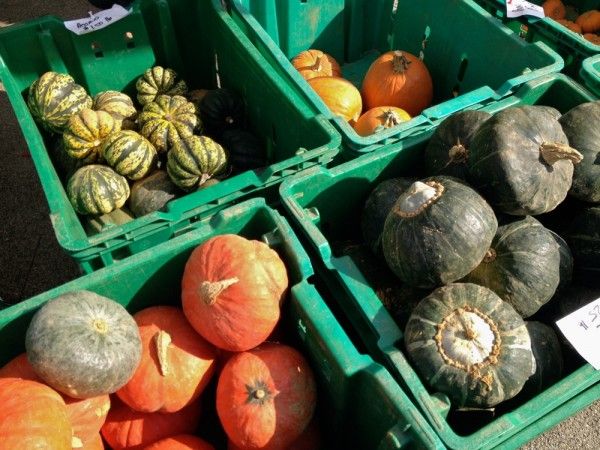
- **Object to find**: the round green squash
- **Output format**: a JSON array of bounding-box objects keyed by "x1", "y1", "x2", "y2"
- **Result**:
[
  {"x1": 135, "y1": 66, "x2": 188, "y2": 106},
  {"x1": 468, "y1": 105, "x2": 583, "y2": 215},
  {"x1": 199, "y1": 88, "x2": 245, "y2": 138},
  {"x1": 549, "y1": 230, "x2": 573, "y2": 294},
  {"x1": 25, "y1": 290, "x2": 142, "y2": 399},
  {"x1": 101, "y1": 130, "x2": 157, "y2": 180},
  {"x1": 424, "y1": 110, "x2": 491, "y2": 179},
  {"x1": 27, "y1": 71, "x2": 93, "y2": 134},
  {"x1": 566, "y1": 205, "x2": 600, "y2": 283},
  {"x1": 404, "y1": 282, "x2": 536, "y2": 408},
  {"x1": 220, "y1": 129, "x2": 267, "y2": 174},
  {"x1": 67, "y1": 165, "x2": 130, "y2": 216},
  {"x1": 137, "y1": 95, "x2": 198, "y2": 153},
  {"x1": 361, "y1": 177, "x2": 416, "y2": 257},
  {"x1": 93, "y1": 90, "x2": 137, "y2": 122},
  {"x1": 559, "y1": 101, "x2": 600, "y2": 202},
  {"x1": 462, "y1": 216, "x2": 561, "y2": 318},
  {"x1": 382, "y1": 176, "x2": 498, "y2": 289},
  {"x1": 166, "y1": 135, "x2": 228, "y2": 191},
  {"x1": 129, "y1": 170, "x2": 180, "y2": 217},
  {"x1": 63, "y1": 108, "x2": 121, "y2": 161}
]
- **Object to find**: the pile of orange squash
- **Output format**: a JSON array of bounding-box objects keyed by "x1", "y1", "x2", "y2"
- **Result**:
[
  {"x1": 543, "y1": 0, "x2": 600, "y2": 45},
  {"x1": 291, "y1": 48, "x2": 433, "y2": 137}
]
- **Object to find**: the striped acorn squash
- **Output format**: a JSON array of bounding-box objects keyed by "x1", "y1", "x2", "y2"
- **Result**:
[
  {"x1": 138, "y1": 95, "x2": 198, "y2": 153},
  {"x1": 67, "y1": 165, "x2": 130, "y2": 216},
  {"x1": 167, "y1": 135, "x2": 228, "y2": 191},
  {"x1": 136, "y1": 66, "x2": 188, "y2": 106},
  {"x1": 101, "y1": 130, "x2": 157, "y2": 180},
  {"x1": 27, "y1": 71, "x2": 92, "y2": 134},
  {"x1": 93, "y1": 90, "x2": 137, "y2": 122},
  {"x1": 63, "y1": 109, "x2": 121, "y2": 161}
]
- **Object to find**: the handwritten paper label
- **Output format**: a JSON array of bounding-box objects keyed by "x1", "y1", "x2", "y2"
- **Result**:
[
  {"x1": 556, "y1": 298, "x2": 600, "y2": 369},
  {"x1": 64, "y1": 4, "x2": 130, "y2": 35},
  {"x1": 506, "y1": 0, "x2": 545, "y2": 19}
]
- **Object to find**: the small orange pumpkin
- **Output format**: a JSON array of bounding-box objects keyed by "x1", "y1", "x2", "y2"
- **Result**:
[
  {"x1": 576, "y1": 10, "x2": 600, "y2": 33},
  {"x1": 542, "y1": 0, "x2": 566, "y2": 20},
  {"x1": 143, "y1": 434, "x2": 215, "y2": 450},
  {"x1": 353, "y1": 106, "x2": 411, "y2": 136},
  {"x1": 182, "y1": 234, "x2": 288, "y2": 352},
  {"x1": 361, "y1": 50, "x2": 433, "y2": 117},
  {"x1": 308, "y1": 76, "x2": 363, "y2": 123},
  {"x1": 583, "y1": 33, "x2": 600, "y2": 45},
  {"x1": 116, "y1": 306, "x2": 217, "y2": 413},
  {"x1": 216, "y1": 343, "x2": 317, "y2": 450},
  {"x1": 292, "y1": 49, "x2": 342, "y2": 80},
  {"x1": 556, "y1": 19, "x2": 582, "y2": 33}
]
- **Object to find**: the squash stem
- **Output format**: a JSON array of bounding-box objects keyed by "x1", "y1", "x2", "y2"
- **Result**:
[
  {"x1": 155, "y1": 330, "x2": 172, "y2": 376},
  {"x1": 392, "y1": 51, "x2": 411, "y2": 73},
  {"x1": 376, "y1": 109, "x2": 402, "y2": 128},
  {"x1": 199, "y1": 278, "x2": 240, "y2": 305},
  {"x1": 540, "y1": 142, "x2": 583, "y2": 166},
  {"x1": 448, "y1": 140, "x2": 468, "y2": 163},
  {"x1": 483, "y1": 248, "x2": 497, "y2": 263}
]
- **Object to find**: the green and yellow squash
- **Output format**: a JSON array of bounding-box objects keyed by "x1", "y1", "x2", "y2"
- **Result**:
[
  {"x1": 135, "y1": 66, "x2": 188, "y2": 106},
  {"x1": 93, "y1": 90, "x2": 137, "y2": 123},
  {"x1": 63, "y1": 109, "x2": 121, "y2": 161},
  {"x1": 101, "y1": 130, "x2": 157, "y2": 181},
  {"x1": 67, "y1": 165, "x2": 130, "y2": 216}
]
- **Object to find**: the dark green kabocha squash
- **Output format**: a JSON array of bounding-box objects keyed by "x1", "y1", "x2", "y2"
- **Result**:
[
  {"x1": 135, "y1": 66, "x2": 188, "y2": 105},
  {"x1": 220, "y1": 129, "x2": 267, "y2": 174},
  {"x1": 404, "y1": 283, "x2": 535, "y2": 408},
  {"x1": 128, "y1": 170, "x2": 180, "y2": 217},
  {"x1": 63, "y1": 109, "x2": 121, "y2": 161},
  {"x1": 199, "y1": 88, "x2": 245, "y2": 138},
  {"x1": 549, "y1": 230, "x2": 574, "y2": 294},
  {"x1": 423, "y1": 110, "x2": 491, "y2": 179},
  {"x1": 462, "y1": 216, "x2": 561, "y2": 318},
  {"x1": 361, "y1": 177, "x2": 416, "y2": 257},
  {"x1": 25, "y1": 290, "x2": 142, "y2": 399},
  {"x1": 67, "y1": 165, "x2": 130, "y2": 216},
  {"x1": 468, "y1": 105, "x2": 583, "y2": 215},
  {"x1": 382, "y1": 176, "x2": 498, "y2": 289},
  {"x1": 27, "y1": 71, "x2": 93, "y2": 133},
  {"x1": 559, "y1": 101, "x2": 600, "y2": 203},
  {"x1": 101, "y1": 130, "x2": 158, "y2": 181},
  {"x1": 565, "y1": 205, "x2": 600, "y2": 284}
]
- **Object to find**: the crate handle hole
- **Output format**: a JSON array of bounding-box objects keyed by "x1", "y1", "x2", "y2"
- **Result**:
[
  {"x1": 457, "y1": 56, "x2": 469, "y2": 82},
  {"x1": 91, "y1": 42, "x2": 104, "y2": 58},
  {"x1": 124, "y1": 32, "x2": 135, "y2": 49}
]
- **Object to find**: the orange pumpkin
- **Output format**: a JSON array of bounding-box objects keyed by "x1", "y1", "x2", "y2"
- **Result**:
[
  {"x1": 307, "y1": 76, "x2": 363, "y2": 123},
  {"x1": 361, "y1": 50, "x2": 433, "y2": 116},
  {"x1": 182, "y1": 234, "x2": 288, "y2": 352},
  {"x1": 292, "y1": 49, "x2": 342, "y2": 80},
  {"x1": 353, "y1": 106, "x2": 411, "y2": 136},
  {"x1": 227, "y1": 417, "x2": 322, "y2": 450},
  {"x1": 216, "y1": 343, "x2": 317, "y2": 450},
  {"x1": 80, "y1": 433, "x2": 105, "y2": 450},
  {"x1": 0, "y1": 353, "x2": 111, "y2": 446},
  {"x1": 576, "y1": 10, "x2": 600, "y2": 33},
  {"x1": 583, "y1": 33, "x2": 600, "y2": 45},
  {"x1": 116, "y1": 306, "x2": 217, "y2": 413},
  {"x1": 0, "y1": 377, "x2": 72, "y2": 449},
  {"x1": 556, "y1": 19, "x2": 582, "y2": 33},
  {"x1": 542, "y1": 0, "x2": 566, "y2": 20},
  {"x1": 143, "y1": 434, "x2": 215, "y2": 450},
  {"x1": 101, "y1": 396, "x2": 202, "y2": 450}
]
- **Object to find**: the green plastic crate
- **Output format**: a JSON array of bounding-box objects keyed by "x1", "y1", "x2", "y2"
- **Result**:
[
  {"x1": 475, "y1": 0, "x2": 600, "y2": 77},
  {"x1": 0, "y1": 197, "x2": 444, "y2": 450},
  {"x1": 279, "y1": 73, "x2": 600, "y2": 449},
  {"x1": 0, "y1": 0, "x2": 341, "y2": 274},
  {"x1": 226, "y1": 0, "x2": 563, "y2": 153},
  {"x1": 581, "y1": 53, "x2": 600, "y2": 96}
]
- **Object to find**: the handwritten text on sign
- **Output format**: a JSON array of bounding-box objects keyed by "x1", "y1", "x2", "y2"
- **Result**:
[
  {"x1": 557, "y1": 298, "x2": 600, "y2": 369},
  {"x1": 506, "y1": 0, "x2": 545, "y2": 19},
  {"x1": 64, "y1": 4, "x2": 131, "y2": 35}
]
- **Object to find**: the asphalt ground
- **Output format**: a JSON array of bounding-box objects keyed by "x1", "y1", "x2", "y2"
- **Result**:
[{"x1": 0, "y1": 1, "x2": 598, "y2": 448}]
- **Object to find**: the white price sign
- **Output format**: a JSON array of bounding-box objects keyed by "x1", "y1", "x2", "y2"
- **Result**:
[
  {"x1": 556, "y1": 298, "x2": 600, "y2": 369},
  {"x1": 506, "y1": 0, "x2": 545, "y2": 19},
  {"x1": 64, "y1": 4, "x2": 131, "y2": 35}
]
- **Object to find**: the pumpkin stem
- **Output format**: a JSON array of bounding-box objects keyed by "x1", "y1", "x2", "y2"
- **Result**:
[
  {"x1": 246, "y1": 381, "x2": 273, "y2": 405},
  {"x1": 483, "y1": 248, "x2": 497, "y2": 263},
  {"x1": 540, "y1": 142, "x2": 583, "y2": 166},
  {"x1": 392, "y1": 51, "x2": 412, "y2": 74},
  {"x1": 397, "y1": 180, "x2": 444, "y2": 218},
  {"x1": 199, "y1": 278, "x2": 240, "y2": 305},
  {"x1": 376, "y1": 109, "x2": 403, "y2": 129},
  {"x1": 154, "y1": 330, "x2": 172, "y2": 376},
  {"x1": 310, "y1": 55, "x2": 324, "y2": 73},
  {"x1": 198, "y1": 173, "x2": 212, "y2": 187},
  {"x1": 448, "y1": 139, "x2": 468, "y2": 163},
  {"x1": 91, "y1": 319, "x2": 109, "y2": 334}
]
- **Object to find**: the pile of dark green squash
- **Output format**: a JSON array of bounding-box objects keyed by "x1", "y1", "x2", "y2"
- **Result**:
[
  {"x1": 27, "y1": 66, "x2": 267, "y2": 230},
  {"x1": 360, "y1": 103, "x2": 600, "y2": 413}
]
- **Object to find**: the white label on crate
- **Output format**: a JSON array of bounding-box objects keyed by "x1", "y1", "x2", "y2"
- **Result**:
[
  {"x1": 556, "y1": 298, "x2": 600, "y2": 369},
  {"x1": 64, "y1": 4, "x2": 130, "y2": 35},
  {"x1": 505, "y1": 0, "x2": 545, "y2": 18}
]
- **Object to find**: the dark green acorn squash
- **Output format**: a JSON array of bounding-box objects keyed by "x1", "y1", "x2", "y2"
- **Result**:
[
  {"x1": 199, "y1": 88, "x2": 245, "y2": 138},
  {"x1": 220, "y1": 129, "x2": 267, "y2": 174},
  {"x1": 129, "y1": 170, "x2": 180, "y2": 217},
  {"x1": 101, "y1": 130, "x2": 158, "y2": 181},
  {"x1": 63, "y1": 109, "x2": 121, "y2": 161},
  {"x1": 559, "y1": 101, "x2": 600, "y2": 202},
  {"x1": 67, "y1": 165, "x2": 130, "y2": 216},
  {"x1": 404, "y1": 282, "x2": 535, "y2": 408},
  {"x1": 27, "y1": 71, "x2": 92, "y2": 134},
  {"x1": 462, "y1": 216, "x2": 561, "y2": 318},
  {"x1": 361, "y1": 177, "x2": 416, "y2": 256},
  {"x1": 423, "y1": 110, "x2": 491, "y2": 179},
  {"x1": 382, "y1": 176, "x2": 498, "y2": 288},
  {"x1": 93, "y1": 90, "x2": 137, "y2": 122},
  {"x1": 135, "y1": 66, "x2": 188, "y2": 106},
  {"x1": 25, "y1": 290, "x2": 142, "y2": 399},
  {"x1": 565, "y1": 205, "x2": 600, "y2": 284},
  {"x1": 468, "y1": 106, "x2": 583, "y2": 215}
]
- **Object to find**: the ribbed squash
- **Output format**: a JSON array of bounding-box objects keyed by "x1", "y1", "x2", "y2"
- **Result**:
[
  {"x1": 135, "y1": 66, "x2": 188, "y2": 105},
  {"x1": 144, "y1": 434, "x2": 215, "y2": 450},
  {"x1": 382, "y1": 176, "x2": 498, "y2": 288},
  {"x1": 353, "y1": 106, "x2": 411, "y2": 137},
  {"x1": 27, "y1": 71, "x2": 92, "y2": 133},
  {"x1": 167, "y1": 135, "x2": 228, "y2": 191},
  {"x1": 404, "y1": 283, "x2": 535, "y2": 408},
  {"x1": 67, "y1": 165, "x2": 130, "y2": 216},
  {"x1": 129, "y1": 170, "x2": 180, "y2": 217},
  {"x1": 199, "y1": 88, "x2": 245, "y2": 138},
  {"x1": 291, "y1": 49, "x2": 342, "y2": 81},
  {"x1": 25, "y1": 290, "x2": 142, "y2": 399},
  {"x1": 221, "y1": 129, "x2": 267, "y2": 174},
  {"x1": 93, "y1": 90, "x2": 137, "y2": 122},
  {"x1": 138, "y1": 95, "x2": 198, "y2": 153},
  {"x1": 101, "y1": 130, "x2": 157, "y2": 180},
  {"x1": 63, "y1": 109, "x2": 121, "y2": 161}
]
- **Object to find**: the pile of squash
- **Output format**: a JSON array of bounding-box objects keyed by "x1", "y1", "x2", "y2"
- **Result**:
[
  {"x1": 543, "y1": 0, "x2": 600, "y2": 45},
  {"x1": 0, "y1": 234, "x2": 319, "y2": 450},
  {"x1": 357, "y1": 100, "x2": 600, "y2": 412},
  {"x1": 27, "y1": 66, "x2": 267, "y2": 226},
  {"x1": 290, "y1": 48, "x2": 433, "y2": 136}
]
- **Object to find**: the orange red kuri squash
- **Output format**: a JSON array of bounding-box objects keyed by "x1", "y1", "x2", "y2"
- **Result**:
[
  {"x1": 307, "y1": 76, "x2": 363, "y2": 124},
  {"x1": 143, "y1": 434, "x2": 215, "y2": 450},
  {"x1": 292, "y1": 49, "x2": 342, "y2": 80},
  {"x1": 556, "y1": 18, "x2": 582, "y2": 33},
  {"x1": 353, "y1": 106, "x2": 411, "y2": 136},
  {"x1": 542, "y1": 0, "x2": 566, "y2": 20},
  {"x1": 80, "y1": 433, "x2": 105, "y2": 450},
  {"x1": 182, "y1": 234, "x2": 288, "y2": 352},
  {"x1": 576, "y1": 10, "x2": 600, "y2": 33}
]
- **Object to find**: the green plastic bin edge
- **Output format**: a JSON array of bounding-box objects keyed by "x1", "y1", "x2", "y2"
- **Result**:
[{"x1": 580, "y1": 54, "x2": 600, "y2": 97}]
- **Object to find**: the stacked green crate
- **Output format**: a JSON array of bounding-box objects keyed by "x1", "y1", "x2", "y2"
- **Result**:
[{"x1": 581, "y1": 53, "x2": 600, "y2": 95}]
